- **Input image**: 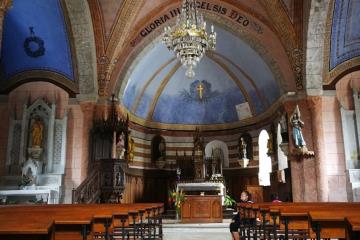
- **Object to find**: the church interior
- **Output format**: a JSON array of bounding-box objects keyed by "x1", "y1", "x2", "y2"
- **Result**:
[{"x1": 0, "y1": 0, "x2": 360, "y2": 239}]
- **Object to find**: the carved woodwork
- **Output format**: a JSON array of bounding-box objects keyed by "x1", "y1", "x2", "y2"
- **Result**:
[
  {"x1": 90, "y1": 95, "x2": 129, "y2": 162},
  {"x1": 181, "y1": 195, "x2": 222, "y2": 223}
]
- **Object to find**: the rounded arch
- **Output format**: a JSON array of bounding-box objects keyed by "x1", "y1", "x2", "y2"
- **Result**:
[
  {"x1": 258, "y1": 129, "x2": 271, "y2": 186},
  {"x1": 335, "y1": 71, "x2": 360, "y2": 110},
  {"x1": 0, "y1": 76, "x2": 78, "y2": 97},
  {"x1": 64, "y1": 0, "x2": 98, "y2": 98},
  {"x1": 205, "y1": 140, "x2": 229, "y2": 168}
]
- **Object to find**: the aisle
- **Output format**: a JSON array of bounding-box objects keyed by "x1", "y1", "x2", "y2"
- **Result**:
[{"x1": 163, "y1": 222, "x2": 232, "y2": 240}]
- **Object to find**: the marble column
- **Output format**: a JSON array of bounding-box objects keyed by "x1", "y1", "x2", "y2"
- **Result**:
[
  {"x1": 0, "y1": 0, "x2": 12, "y2": 55},
  {"x1": 308, "y1": 96, "x2": 328, "y2": 202}
]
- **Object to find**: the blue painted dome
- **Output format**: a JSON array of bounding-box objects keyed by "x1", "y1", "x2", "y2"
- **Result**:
[
  {"x1": 122, "y1": 23, "x2": 281, "y2": 127},
  {"x1": 0, "y1": 0, "x2": 74, "y2": 81}
]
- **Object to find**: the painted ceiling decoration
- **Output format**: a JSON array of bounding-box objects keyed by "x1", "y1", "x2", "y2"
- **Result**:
[
  {"x1": 326, "y1": 0, "x2": 360, "y2": 84},
  {"x1": 0, "y1": 0, "x2": 74, "y2": 83},
  {"x1": 88, "y1": 0, "x2": 144, "y2": 96},
  {"x1": 122, "y1": 23, "x2": 281, "y2": 127}
]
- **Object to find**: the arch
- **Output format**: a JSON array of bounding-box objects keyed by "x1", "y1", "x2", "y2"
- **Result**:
[
  {"x1": 205, "y1": 140, "x2": 229, "y2": 168},
  {"x1": 151, "y1": 135, "x2": 165, "y2": 162},
  {"x1": 304, "y1": 0, "x2": 331, "y2": 92},
  {"x1": 64, "y1": 0, "x2": 98, "y2": 98},
  {"x1": 258, "y1": 130, "x2": 271, "y2": 186}
]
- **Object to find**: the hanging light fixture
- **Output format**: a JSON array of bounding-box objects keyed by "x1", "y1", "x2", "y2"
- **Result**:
[{"x1": 162, "y1": 0, "x2": 216, "y2": 78}]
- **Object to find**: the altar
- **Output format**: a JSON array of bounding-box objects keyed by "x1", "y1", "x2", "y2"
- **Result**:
[
  {"x1": 177, "y1": 182, "x2": 225, "y2": 223},
  {"x1": 176, "y1": 182, "x2": 226, "y2": 204},
  {"x1": 0, "y1": 189, "x2": 57, "y2": 204}
]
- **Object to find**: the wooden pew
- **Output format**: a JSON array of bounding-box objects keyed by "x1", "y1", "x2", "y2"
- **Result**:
[
  {"x1": 309, "y1": 209, "x2": 360, "y2": 240},
  {"x1": 346, "y1": 216, "x2": 360, "y2": 240},
  {"x1": 237, "y1": 202, "x2": 360, "y2": 240},
  {"x1": 0, "y1": 203, "x2": 164, "y2": 240}
]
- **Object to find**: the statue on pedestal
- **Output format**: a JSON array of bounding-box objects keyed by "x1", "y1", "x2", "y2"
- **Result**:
[
  {"x1": 28, "y1": 118, "x2": 44, "y2": 159},
  {"x1": 238, "y1": 137, "x2": 249, "y2": 168},
  {"x1": 115, "y1": 132, "x2": 125, "y2": 159},
  {"x1": 290, "y1": 105, "x2": 314, "y2": 157},
  {"x1": 290, "y1": 105, "x2": 306, "y2": 148},
  {"x1": 240, "y1": 137, "x2": 247, "y2": 159}
]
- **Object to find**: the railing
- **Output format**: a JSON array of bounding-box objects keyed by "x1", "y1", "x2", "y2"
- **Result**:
[
  {"x1": 72, "y1": 159, "x2": 127, "y2": 204},
  {"x1": 72, "y1": 162, "x2": 101, "y2": 204}
]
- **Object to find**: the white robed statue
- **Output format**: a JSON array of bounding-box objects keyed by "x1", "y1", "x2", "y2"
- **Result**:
[{"x1": 290, "y1": 105, "x2": 306, "y2": 148}]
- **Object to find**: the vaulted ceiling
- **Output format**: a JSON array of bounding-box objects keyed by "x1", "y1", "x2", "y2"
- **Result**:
[{"x1": 0, "y1": 0, "x2": 305, "y2": 129}]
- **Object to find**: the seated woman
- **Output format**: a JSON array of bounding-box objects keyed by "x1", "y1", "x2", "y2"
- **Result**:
[{"x1": 230, "y1": 190, "x2": 252, "y2": 240}]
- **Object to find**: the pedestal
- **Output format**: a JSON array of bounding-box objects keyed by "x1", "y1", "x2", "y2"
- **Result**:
[{"x1": 238, "y1": 158, "x2": 249, "y2": 168}]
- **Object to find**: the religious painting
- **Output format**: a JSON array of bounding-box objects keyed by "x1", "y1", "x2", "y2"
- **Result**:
[{"x1": 180, "y1": 80, "x2": 219, "y2": 103}]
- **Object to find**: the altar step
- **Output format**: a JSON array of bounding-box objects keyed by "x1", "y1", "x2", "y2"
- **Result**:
[
  {"x1": 163, "y1": 223, "x2": 231, "y2": 240},
  {"x1": 162, "y1": 208, "x2": 235, "y2": 221}
]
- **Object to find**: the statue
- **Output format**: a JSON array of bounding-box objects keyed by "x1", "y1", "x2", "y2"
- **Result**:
[
  {"x1": 240, "y1": 137, "x2": 247, "y2": 159},
  {"x1": 116, "y1": 132, "x2": 126, "y2": 159},
  {"x1": 128, "y1": 135, "x2": 135, "y2": 161},
  {"x1": 290, "y1": 105, "x2": 306, "y2": 148},
  {"x1": 176, "y1": 167, "x2": 181, "y2": 181},
  {"x1": 238, "y1": 137, "x2": 249, "y2": 168},
  {"x1": 31, "y1": 118, "x2": 43, "y2": 148},
  {"x1": 158, "y1": 138, "x2": 165, "y2": 158}
]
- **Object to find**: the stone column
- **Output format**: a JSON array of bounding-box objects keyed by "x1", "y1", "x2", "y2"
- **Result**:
[
  {"x1": 0, "y1": 0, "x2": 12, "y2": 55},
  {"x1": 308, "y1": 96, "x2": 328, "y2": 201},
  {"x1": 79, "y1": 101, "x2": 95, "y2": 180}
]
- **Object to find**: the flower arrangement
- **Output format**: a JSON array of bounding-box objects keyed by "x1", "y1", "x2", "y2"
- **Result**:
[{"x1": 168, "y1": 188, "x2": 185, "y2": 217}]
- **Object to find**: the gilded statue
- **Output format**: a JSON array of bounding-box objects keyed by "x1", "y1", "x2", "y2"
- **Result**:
[
  {"x1": 31, "y1": 118, "x2": 43, "y2": 148},
  {"x1": 128, "y1": 135, "x2": 135, "y2": 161}
]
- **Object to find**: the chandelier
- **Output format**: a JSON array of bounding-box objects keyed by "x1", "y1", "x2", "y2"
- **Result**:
[{"x1": 162, "y1": 0, "x2": 216, "y2": 78}]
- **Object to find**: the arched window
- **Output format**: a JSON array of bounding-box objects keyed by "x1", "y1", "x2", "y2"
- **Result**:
[
  {"x1": 151, "y1": 135, "x2": 165, "y2": 162},
  {"x1": 258, "y1": 130, "x2": 272, "y2": 186}
]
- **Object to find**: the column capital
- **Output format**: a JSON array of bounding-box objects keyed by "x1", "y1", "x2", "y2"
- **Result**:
[{"x1": 307, "y1": 96, "x2": 322, "y2": 113}]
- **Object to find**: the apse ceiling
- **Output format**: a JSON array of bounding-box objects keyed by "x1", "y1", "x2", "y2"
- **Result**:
[{"x1": 122, "y1": 23, "x2": 282, "y2": 127}]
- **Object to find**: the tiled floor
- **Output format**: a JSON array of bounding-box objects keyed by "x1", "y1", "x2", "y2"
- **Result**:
[{"x1": 163, "y1": 223, "x2": 232, "y2": 240}]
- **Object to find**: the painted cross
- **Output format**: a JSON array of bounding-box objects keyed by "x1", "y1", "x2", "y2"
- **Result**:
[{"x1": 197, "y1": 83, "x2": 204, "y2": 100}]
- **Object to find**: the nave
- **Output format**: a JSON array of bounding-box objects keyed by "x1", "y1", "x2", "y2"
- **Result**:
[{"x1": 0, "y1": 0, "x2": 360, "y2": 239}]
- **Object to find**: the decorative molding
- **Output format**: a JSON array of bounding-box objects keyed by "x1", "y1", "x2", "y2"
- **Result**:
[
  {"x1": 146, "y1": 62, "x2": 181, "y2": 121},
  {"x1": 258, "y1": 0, "x2": 303, "y2": 90},
  {"x1": 96, "y1": 0, "x2": 144, "y2": 97},
  {"x1": 0, "y1": 70, "x2": 79, "y2": 96},
  {"x1": 125, "y1": 93, "x2": 292, "y2": 131}
]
